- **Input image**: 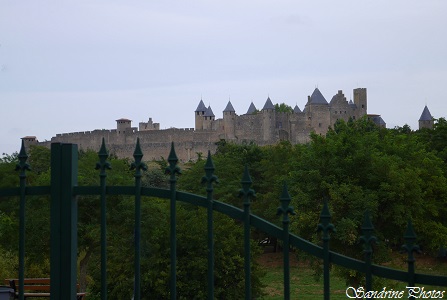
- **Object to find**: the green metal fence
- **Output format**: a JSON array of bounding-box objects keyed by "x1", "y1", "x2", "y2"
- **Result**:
[{"x1": 1, "y1": 139, "x2": 446, "y2": 300}]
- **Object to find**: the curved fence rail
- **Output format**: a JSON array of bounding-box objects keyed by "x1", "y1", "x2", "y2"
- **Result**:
[{"x1": 0, "y1": 140, "x2": 446, "y2": 300}]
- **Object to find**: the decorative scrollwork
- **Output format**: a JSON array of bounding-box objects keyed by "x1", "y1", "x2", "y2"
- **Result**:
[
  {"x1": 95, "y1": 138, "x2": 111, "y2": 176},
  {"x1": 276, "y1": 183, "x2": 296, "y2": 223},
  {"x1": 239, "y1": 165, "x2": 255, "y2": 205},
  {"x1": 360, "y1": 210, "x2": 377, "y2": 255},
  {"x1": 130, "y1": 138, "x2": 148, "y2": 176},
  {"x1": 15, "y1": 140, "x2": 31, "y2": 177},
  {"x1": 401, "y1": 220, "x2": 421, "y2": 262},
  {"x1": 165, "y1": 142, "x2": 181, "y2": 180},
  {"x1": 201, "y1": 151, "x2": 218, "y2": 193},
  {"x1": 317, "y1": 198, "x2": 335, "y2": 241}
]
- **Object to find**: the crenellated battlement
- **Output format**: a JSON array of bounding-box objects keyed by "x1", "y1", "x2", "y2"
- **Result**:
[{"x1": 31, "y1": 87, "x2": 393, "y2": 161}]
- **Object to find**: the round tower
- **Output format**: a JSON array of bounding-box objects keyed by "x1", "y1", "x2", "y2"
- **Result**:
[
  {"x1": 195, "y1": 99, "x2": 207, "y2": 130},
  {"x1": 202, "y1": 106, "x2": 215, "y2": 130},
  {"x1": 262, "y1": 97, "x2": 275, "y2": 142},
  {"x1": 306, "y1": 88, "x2": 330, "y2": 135},
  {"x1": 223, "y1": 101, "x2": 236, "y2": 139},
  {"x1": 419, "y1": 105, "x2": 434, "y2": 130}
]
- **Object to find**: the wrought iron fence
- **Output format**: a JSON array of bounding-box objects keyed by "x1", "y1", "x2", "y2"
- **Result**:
[{"x1": 0, "y1": 139, "x2": 446, "y2": 300}]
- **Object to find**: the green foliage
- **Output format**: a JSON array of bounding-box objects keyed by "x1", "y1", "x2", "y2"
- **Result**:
[
  {"x1": 274, "y1": 103, "x2": 293, "y2": 113},
  {"x1": 0, "y1": 146, "x2": 264, "y2": 298},
  {"x1": 2, "y1": 115, "x2": 447, "y2": 296},
  {"x1": 181, "y1": 117, "x2": 447, "y2": 282},
  {"x1": 86, "y1": 199, "x2": 264, "y2": 299},
  {"x1": 416, "y1": 117, "x2": 447, "y2": 163}
]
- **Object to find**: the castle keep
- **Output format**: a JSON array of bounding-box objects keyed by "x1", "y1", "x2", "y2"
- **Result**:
[{"x1": 25, "y1": 87, "x2": 431, "y2": 162}]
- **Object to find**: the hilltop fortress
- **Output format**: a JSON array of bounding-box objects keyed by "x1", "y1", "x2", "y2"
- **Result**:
[{"x1": 23, "y1": 87, "x2": 433, "y2": 162}]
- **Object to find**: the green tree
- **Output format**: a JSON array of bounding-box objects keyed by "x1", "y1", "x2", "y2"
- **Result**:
[{"x1": 275, "y1": 103, "x2": 293, "y2": 113}]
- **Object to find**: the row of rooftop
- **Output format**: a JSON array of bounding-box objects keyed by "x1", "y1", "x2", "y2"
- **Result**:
[
  {"x1": 194, "y1": 88, "x2": 363, "y2": 117},
  {"x1": 21, "y1": 88, "x2": 435, "y2": 144}
]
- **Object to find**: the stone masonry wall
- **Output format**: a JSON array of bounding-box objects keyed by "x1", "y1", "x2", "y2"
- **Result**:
[{"x1": 36, "y1": 88, "x2": 373, "y2": 161}]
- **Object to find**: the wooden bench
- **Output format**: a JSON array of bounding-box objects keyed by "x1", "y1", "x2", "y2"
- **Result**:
[{"x1": 5, "y1": 278, "x2": 86, "y2": 299}]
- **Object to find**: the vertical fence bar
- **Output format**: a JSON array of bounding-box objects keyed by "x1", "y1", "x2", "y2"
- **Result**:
[
  {"x1": 16, "y1": 141, "x2": 30, "y2": 300},
  {"x1": 317, "y1": 199, "x2": 335, "y2": 300},
  {"x1": 239, "y1": 165, "x2": 255, "y2": 299},
  {"x1": 202, "y1": 151, "x2": 218, "y2": 300},
  {"x1": 360, "y1": 210, "x2": 376, "y2": 292},
  {"x1": 50, "y1": 143, "x2": 78, "y2": 300},
  {"x1": 131, "y1": 138, "x2": 147, "y2": 300},
  {"x1": 96, "y1": 138, "x2": 111, "y2": 300},
  {"x1": 276, "y1": 183, "x2": 295, "y2": 300},
  {"x1": 402, "y1": 220, "x2": 420, "y2": 291},
  {"x1": 166, "y1": 143, "x2": 181, "y2": 300}
]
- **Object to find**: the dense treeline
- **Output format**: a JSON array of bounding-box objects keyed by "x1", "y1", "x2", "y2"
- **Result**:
[
  {"x1": 1, "y1": 116, "x2": 447, "y2": 297},
  {"x1": 0, "y1": 147, "x2": 264, "y2": 299},
  {"x1": 182, "y1": 118, "x2": 447, "y2": 252},
  {"x1": 179, "y1": 117, "x2": 447, "y2": 284}
]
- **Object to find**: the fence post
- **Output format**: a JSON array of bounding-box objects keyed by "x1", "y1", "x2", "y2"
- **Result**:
[
  {"x1": 96, "y1": 138, "x2": 111, "y2": 300},
  {"x1": 402, "y1": 220, "x2": 420, "y2": 290},
  {"x1": 360, "y1": 210, "x2": 376, "y2": 292},
  {"x1": 50, "y1": 143, "x2": 79, "y2": 300},
  {"x1": 130, "y1": 138, "x2": 147, "y2": 300},
  {"x1": 240, "y1": 165, "x2": 255, "y2": 299},
  {"x1": 276, "y1": 183, "x2": 295, "y2": 300},
  {"x1": 16, "y1": 140, "x2": 30, "y2": 300},
  {"x1": 166, "y1": 142, "x2": 181, "y2": 300},
  {"x1": 317, "y1": 199, "x2": 335, "y2": 300},
  {"x1": 202, "y1": 151, "x2": 218, "y2": 300}
]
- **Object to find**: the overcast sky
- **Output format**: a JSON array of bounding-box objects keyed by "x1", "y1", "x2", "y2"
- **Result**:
[{"x1": 1, "y1": 0, "x2": 446, "y2": 156}]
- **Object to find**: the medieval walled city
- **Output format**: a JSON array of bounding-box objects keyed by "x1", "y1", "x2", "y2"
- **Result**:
[{"x1": 21, "y1": 87, "x2": 433, "y2": 162}]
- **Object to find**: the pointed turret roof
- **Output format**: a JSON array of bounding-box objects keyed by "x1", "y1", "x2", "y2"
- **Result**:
[
  {"x1": 262, "y1": 97, "x2": 275, "y2": 110},
  {"x1": 377, "y1": 116, "x2": 386, "y2": 126},
  {"x1": 204, "y1": 106, "x2": 215, "y2": 117},
  {"x1": 195, "y1": 99, "x2": 207, "y2": 112},
  {"x1": 246, "y1": 102, "x2": 257, "y2": 114},
  {"x1": 419, "y1": 105, "x2": 433, "y2": 121},
  {"x1": 223, "y1": 101, "x2": 235, "y2": 112},
  {"x1": 293, "y1": 105, "x2": 301, "y2": 113},
  {"x1": 349, "y1": 99, "x2": 357, "y2": 108},
  {"x1": 309, "y1": 88, "x2": 328, "y2": 105}
]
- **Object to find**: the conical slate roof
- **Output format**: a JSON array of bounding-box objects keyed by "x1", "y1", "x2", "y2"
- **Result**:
[
  {"x1": 293, "y1": 105, "x2": 301, "y2": 113},
  {"x1": 246, "y1": 102, "x2": 257, "y2": 114},
  {"x1": 204, "y1": 106, "x2": 215, "y2": 117},
  {"x1": 349, "y1": 99, "x2": 357, "y2": 108},
  {"x1": 419, "y1": 105, "x2": 433, "y2": 121},
  {"x1": 195, "y1": 100, "x2": 207, "y2": 112},
  {"x1": 310, "y1": 88, "x2": 328, "y2": 105},
  {"x1": 262, "y1": 97, "x2": 275, "y2": 110},
  {"x1": 223, "y1": 101, "x2": 235, "y2": 112},
  {"x1": 377, "y1": 116, "x2": 386, "y2": 126}
]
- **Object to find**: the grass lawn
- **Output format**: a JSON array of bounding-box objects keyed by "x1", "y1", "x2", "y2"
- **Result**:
[
  {"x1": 259, "y1": 252, "x2": 347, "y2": 300},
  {"x1": 258, "y1": 252, "x2": 447, "y2": 300}
]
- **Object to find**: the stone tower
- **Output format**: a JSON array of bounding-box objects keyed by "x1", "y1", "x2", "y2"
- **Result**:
[
  {"x1": 116, "y1": 118, "x2": 132, "y2": 134},
  {"x1": 195, "y1": 100, "x2": 207, "y2": 130},
  {"x1": 262, "y1": 97, "x2": 275, "y2": 142},
  {"x1": 353, "y1": 88, "x2": 367, "y2": 116},
  {"x1": 21, "y1": 136, "x2": 38, "y2": 150},
  {"x1": 223, "y1": 101, "x2": 236, "y2": 139},
  {"x1": 305, "y1": 88, "x2": 330, "y2": 135},
  {"x1": 419, "y1": 105, "x2": 434, "y2": 129},
  {"x1": 202, "y1": 106, "x2": 215, "y2": 130}
]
